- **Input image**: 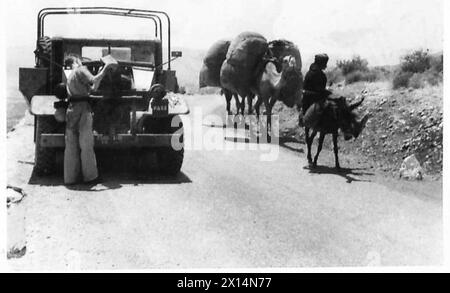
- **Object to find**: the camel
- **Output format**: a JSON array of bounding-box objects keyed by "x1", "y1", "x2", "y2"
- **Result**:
[{"x1": 253, "y1": 55, "x2": 303, "y2": 140}]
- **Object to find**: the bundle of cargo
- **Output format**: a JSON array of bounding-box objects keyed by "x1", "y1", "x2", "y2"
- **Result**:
[
  {"x1": 199, "y1": 39, "x2": 231, "y2": 88},
  {"x1": 220, "y1": 32, "x2": 268, "y2": 97}
]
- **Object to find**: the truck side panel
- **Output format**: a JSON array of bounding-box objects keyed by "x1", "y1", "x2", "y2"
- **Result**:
[{"x1": 19, "y1": 68, "x2": 48, "y2": 105}]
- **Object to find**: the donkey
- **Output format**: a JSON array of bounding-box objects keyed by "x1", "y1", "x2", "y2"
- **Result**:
[{"x1": 304, "y1": 96, "x2": 370, "y2": 170}]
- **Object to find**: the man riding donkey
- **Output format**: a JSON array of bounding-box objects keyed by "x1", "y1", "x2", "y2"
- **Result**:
[
  {"x1": 301, "y1": 53, "x2": 331, "y2": 124},
  {"x1": 300, "y1": 54, "x2": 369, "y2": 170}
]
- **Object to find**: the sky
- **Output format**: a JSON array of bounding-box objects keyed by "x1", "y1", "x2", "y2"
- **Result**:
[{"x1": 3, "y1": 0, "x2": 444, "y2": 66}]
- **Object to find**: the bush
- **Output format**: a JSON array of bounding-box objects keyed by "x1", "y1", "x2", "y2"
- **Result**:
[
  {"x1": 430, "y1": 53, "x2": 443, "y2": 73},
  {"x1": 326, "y1": 67, "x2": 345, "y2": 85},
  {"x1": 408, "y1": 73, "x2": 426, "y2": 89},
  {"x1": 423, "y1": 70, "x2": 442, "y2": 86},
  {"x1": 345, "y1": 70, "x2": 378, "y2": 84},
  {"x1": 400, "y1": 49, "x2": 431, "y2": 73},
  {"x1": 393, "y1": 71, "x2": 413, "y2": 89},
  {"x1": 336, "y1": 55, "x2": 369, "y2": 75},
  {"x1": 372, "y1": 66, "x2": 393, "y2": 81},
  {"x1": 392, "y1": 50, "x2": 443, "y2": 89}
]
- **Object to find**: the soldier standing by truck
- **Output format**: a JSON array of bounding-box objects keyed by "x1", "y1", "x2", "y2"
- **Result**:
[{"x1": 63, "y1": 55, "x2": 116, "y2": 185}]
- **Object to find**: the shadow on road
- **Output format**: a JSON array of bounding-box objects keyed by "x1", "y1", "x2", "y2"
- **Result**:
[
  {"x1": 223, "y1": 134, "x2": 305, "y2": 154},
  {"x1": 279, "y1": 136, "x2": 305, "y2": 154},
  {"x1": 304, "y1": 165, "x2": 374, "y2": 183},
  {"x1": 28, "y1": 170, "x2": 192, "y2": 191}
]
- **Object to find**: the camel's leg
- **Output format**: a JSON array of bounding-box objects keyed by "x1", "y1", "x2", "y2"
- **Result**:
[
  {"x1": 225, "y1": 91, "x2": 232, "y2": 115},
  {"x1": 241, "y1": 95, "x2": 247, "y2": 115},
  {"x1": 254, "y1": 97, "x2": 263, "y2": 121},
  {"x1": 264, "y1": 98, "x2": 272, "y2": 142},
  {"x1": 233, "y1": 93, "x2": 242, "y2": 115},
  {"x1": 247, "y1": 94, "x2": 254, "y2": 114},
  {"x1": 313, "y1": 132, "x2": 325, "y2": 167},
  {"x1": 253, "y1": 97, "x2": 263, "y2": 140},
  {"x1": 332, "y1": 132, "x2": 341, "y2": 170},
  {"x1": 266, "y1": 98, "x2": 277, "y2": 142}
]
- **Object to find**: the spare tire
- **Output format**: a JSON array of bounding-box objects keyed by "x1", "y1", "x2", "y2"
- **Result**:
[{"x1": 35, "y1": 36, "x2": 52, "y2": 68}]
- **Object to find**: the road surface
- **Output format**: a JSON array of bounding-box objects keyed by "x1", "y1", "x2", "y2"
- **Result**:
[{"x1": 6, "y1": 94, "x2": 443, "y2": 270}]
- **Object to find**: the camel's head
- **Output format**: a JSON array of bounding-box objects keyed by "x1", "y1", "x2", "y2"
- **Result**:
[
  {"x1": 268, "y1": 39, "x2": 302, "y2": 71},
  {"x1": 281, "y1": 55, "x2": 297, "y2": 70}
]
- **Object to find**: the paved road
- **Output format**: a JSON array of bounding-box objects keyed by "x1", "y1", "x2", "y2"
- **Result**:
[{"x1": 7, "y1": 94, "x2": 442, "y2": 270}]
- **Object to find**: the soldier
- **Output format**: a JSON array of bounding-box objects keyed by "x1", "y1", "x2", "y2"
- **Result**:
[{"x1": 63, "y1": 54, "x2": 116, "y2": 185}]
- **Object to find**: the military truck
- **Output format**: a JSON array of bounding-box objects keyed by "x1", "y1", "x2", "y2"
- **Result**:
[{"x1": 19, "y1": 7, "x2": 189, "y2": 176}]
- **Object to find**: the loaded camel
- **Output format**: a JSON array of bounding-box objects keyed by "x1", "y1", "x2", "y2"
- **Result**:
[{"x1": 253, "y1": 55, "x2": 303, "y2": 141}]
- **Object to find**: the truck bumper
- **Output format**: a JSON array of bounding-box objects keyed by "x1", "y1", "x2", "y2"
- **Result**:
[{"x1": 40, "y1": 133, "x2": 182, "y2": 148}]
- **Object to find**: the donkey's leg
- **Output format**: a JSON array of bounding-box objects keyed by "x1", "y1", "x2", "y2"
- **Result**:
[
  {"x1": 332, "y1": 132, "x2": 341, "y2": 170},
  {"x1": 306, "y1": 128, "x2": 317, "y2": 166},
  {"x1": 313, "y1": 132, "x2": 325, "y2": 167},
  {"x1": 305, "y1": 127, "x2": 312, "y2": 163}
]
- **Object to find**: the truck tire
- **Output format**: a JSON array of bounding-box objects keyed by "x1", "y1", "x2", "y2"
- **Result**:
[
  {"x1": 157, "y1": 146, "x2": 184, "y2": 175},
  {"x1": 142, "y1": 115, "x2": 184, "y2": 175},
  {"x1": 34, "y1": 116, "x2": 58, "y2": 175}
]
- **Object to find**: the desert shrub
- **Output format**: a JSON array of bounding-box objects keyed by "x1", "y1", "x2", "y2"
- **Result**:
[
  {"x1": 408, "y1": 73, "x2": 426, "y2": 89},
  {"x1": 372, "y1": 66, "x2": 393, "y2": 81},
  {"x1": 326, "y1": 67, "x2": 345, "y2": 85},
  {"x1": 392, "y1": 50, "x2": 442, "y2": 89},
  {"x1": 345, "y1": 70, "x2": 378, "y2": 84},
  {"x1": 332, "y1": 56, "x2": 382, "y2": 84},
  {"x1": 393, "y1": 71, "x2": 414, "y2": 89},
  {"x1": 424, "y1": 70, "x2": 443, "y2": 86},
  {"x1": 336, "y1": 55, "x2": 369, "y2": 75},
  {"x1": 430, "y1": 53, "x2": 443, "y2": 73},
  {"x1": 400, "y1": 49, "x2": 431, "y2": 73},
  {"x1": 419, "y1": 70, "x2": 443, "y2": 87}
]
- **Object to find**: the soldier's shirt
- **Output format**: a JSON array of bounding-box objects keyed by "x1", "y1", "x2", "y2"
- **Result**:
[{"x1": 66, "y1": 66, "x2": 94, "y2": 98}]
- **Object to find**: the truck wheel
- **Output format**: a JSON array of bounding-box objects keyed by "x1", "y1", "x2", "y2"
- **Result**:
[
  {"x1": 34, "y1": 116, "x2": 58, "y2": 175},
  {"x1": 142, "y1": 115, "x2": 184, "y2": 175},
  {"x1": 157, "y1": 146, "x2": 184, "y2": 175}
]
